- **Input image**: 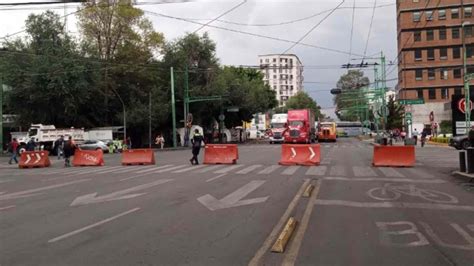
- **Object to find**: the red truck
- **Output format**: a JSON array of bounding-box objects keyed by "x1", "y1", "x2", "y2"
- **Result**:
[{"x1": 283, "y1": 109, "x2": 316, "y2": 144}]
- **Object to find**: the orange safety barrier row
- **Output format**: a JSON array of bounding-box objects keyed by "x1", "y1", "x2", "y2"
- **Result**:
[
  {"x1": 19, "y1": 151, "x2": 51, "y2": 169},
  {"x1": 122, "y1": 149, "x2": 155, "y2": 166},
  {"x1": 372, "y1": 145, "x2": 415, "y2": 167},
  {"x1": 204, "y1": 144, "x2": 239, "y2": 164},
  {"x1": 73, "y1": 149, "x2": 105, "y2": 167},
  {"x1": 279, "y1": 144, "x2": 321, "y2": 166}
]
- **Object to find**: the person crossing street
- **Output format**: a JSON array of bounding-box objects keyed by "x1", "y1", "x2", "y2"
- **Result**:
[
  {"x1": 190, "y1": 129, "x2": 205, "y2": 165},
  {"x1": 8, "y1": 138, "x2": 19, "y2": 165}
]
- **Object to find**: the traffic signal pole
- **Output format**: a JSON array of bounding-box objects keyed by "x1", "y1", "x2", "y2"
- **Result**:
[
  {"x1": 0, "y1": 75, "x2": 3, "y2": 152},
  {"x1": 170, "y1": 67, "x2": 177, "y2": 148},
  {"x1": 462, "y1": 21, "x2": 471, "y2": 129}
]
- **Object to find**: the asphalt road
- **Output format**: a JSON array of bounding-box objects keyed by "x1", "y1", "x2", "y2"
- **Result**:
[{"x1": 0, "y1": 138, "x2": 472, "y2": 266}]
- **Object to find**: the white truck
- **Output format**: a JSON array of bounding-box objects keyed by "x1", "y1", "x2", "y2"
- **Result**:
[{"x1": 269, "y1": 113, "x2": 288, "y2": 144}]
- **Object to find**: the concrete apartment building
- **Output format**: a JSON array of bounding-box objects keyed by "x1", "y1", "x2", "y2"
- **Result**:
[
  {"x1": 258, "y1": 54, "x2": 304, "y2": 106},
  {"x1": 397, "y1": 0, "x2": 474, "y2": 129}
]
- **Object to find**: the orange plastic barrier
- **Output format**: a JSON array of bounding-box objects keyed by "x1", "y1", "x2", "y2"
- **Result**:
[
  {"x1": 73, "y1": 149, "x2": 105, "y2": 167},
  {"x1": 122, "y1": 149, "x2": 155, "y2": 166},
  {"x1": 372, "y1": 145, "x2": 415, "y2": 167},
  {"x1": 204, "y1": 144, "x2": 238, "y2": 164},
  {"x1": 279, "y1": 144, "x2": 321, "y2": 166},
  {"x1": 19, "y1": 151, "x2": 51, "y2": 169}
]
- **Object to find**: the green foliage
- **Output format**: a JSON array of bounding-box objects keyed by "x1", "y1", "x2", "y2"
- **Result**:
[
  {"x1": 439, "y1": 120, "x2": 452, "y2": 134},
  {"x1": 334, "y1": 70, "x2": 370, "y2": 121},
  {"x1": 274, "y1": 91, "x2": 322, "y2": 119},
  {"x1": 384, "y1": 95, "x2": 404, "y2": 130}
]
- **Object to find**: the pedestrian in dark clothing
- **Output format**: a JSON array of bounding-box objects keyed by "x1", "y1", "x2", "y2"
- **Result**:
[
  {"x1": 26, "y1": 138, "x2": 36, "y2": 151},
  {"x1": 8, "y1": 138, "x2": 19, "y2": 164},
  {"x1": 190, "y1": 129, "x2": 205, "y2": 165},
  {"x1": 469, "y1": 125, "x2": 474, "y2": 148},
  {"x1": 54, "y1": 135, "x2": 64, "y2": 160},
  {"x1": 63, "y1": 137, "x2": 76, "y2": 167}
]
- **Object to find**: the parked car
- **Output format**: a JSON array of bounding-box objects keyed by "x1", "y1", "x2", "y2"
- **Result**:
[
  {"x1": 78, "y1": 140, "x2": 109, "y2": 152},
  {"x1": 449, "y1": 135, "x2": 471, "y2": 150}
]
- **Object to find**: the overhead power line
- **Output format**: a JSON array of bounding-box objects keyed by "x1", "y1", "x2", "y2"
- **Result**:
[
  {"x1": 347, "y1": 0, "x2": 356, "y2": 64},
  {"x1": 193, "y1": 0, "x2": 247, "y2": 33},
  {"x1": 362, "y1": 0, "x2": 377, "y2": 62}
]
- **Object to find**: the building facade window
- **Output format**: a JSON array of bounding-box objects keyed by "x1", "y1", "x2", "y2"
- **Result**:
[
  {"x1": 426, "y1": 29, "x2": 434, "y2": 41},
  {"x1": 413, "y1": 12, "x2": 421, "y2": 22},
  {"x1": 468, "y1": 45, "x2": 474, "y2": 58},
  {"x1": 428, "y1": 89, "x2": 436, "y2": 99},
  {"x1": 454, "y1": 68, "x2": 462, "y2": 78},
  {"x1": 439, "y1": 28, "x2": 446, "y2": 40},
  {"x1": 454, "y1": 88, "x2": 462, "y2": 95},
  {"x1": 438, "y1": 9, "x2": 446, "y2": 20},
  {"x1": 414, "y1": 31, "x2": 422, "y2": 42},
  {"x1": 425, "y1": 11, "x2": 433, "y2": 21},
  {"x1": 465, "y1": 26, "x2": 473, "y2": 38},
  {"x1": 465, "y1": 7, "x2": 472, "y2": 18},
  {"x1": 441, "y1": 88, "x2": 448, "y2": 99},
  {"x1": 441, "y1": 69, "x2": 448, "y2": 80},
  {"x1": 453, "y1": 47, "x2": 461, "y2": 58},
  {"x1": 451, "y1": 8, "x2": 459, "y2": 19},
  {"x1": 415, "y1": 69, "x2": 423, "y2": 80},
  {"x1": 417, "y1": 89, "x2": 424, "y2": 99},
  {"x1": 427, "y1": 49, "x2": 435, "y2": 60},
  {"x1": 415, "y1": 49, "x2": 422, "y2": 61},
  {"x1": 428, "y1": 69, "x2": 436, "y2": 80},
  {"x1": 452, "y1": 28, "x2": 460, "y2": 39},
  {"x1": 440, "y1": 48, "x2": 448, "y2": 59}
]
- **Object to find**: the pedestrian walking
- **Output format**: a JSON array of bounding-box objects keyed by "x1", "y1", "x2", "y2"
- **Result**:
[
  {"x1": 54, "y1": 135, "x2": 64, "y2": 160},
  {"x1": 8, "y1": 138, "x2": 19, "y2": 164},
  {"x1": 63, "y1": 137, "x2": 76, "y2": 167},
  {"x1": 155, "y1": 134, "x2": 165, "y2": 149},
  {"x1": 127, "y1": 136, "x2": 132, "y2": 149},
  {"x1": 26, "y1": 138, "x2": 36, "y2": 151},
  {"x1": 412, "y1": 129, "x2": 419, "y2": 145},
  {"x1": 420, "y1": 130, "x2": 427, "y2": 147},
  {"x1": 190, "y1": 129, "x2": 205, "y2": 165}
]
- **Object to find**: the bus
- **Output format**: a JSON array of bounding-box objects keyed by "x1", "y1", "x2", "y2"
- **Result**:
[
  {"x1": 336, "y1": 121, "x2": 363, "y2": 137},
  {"x1": 318, "y1": 122, "x2": 337, "y2": 142}
]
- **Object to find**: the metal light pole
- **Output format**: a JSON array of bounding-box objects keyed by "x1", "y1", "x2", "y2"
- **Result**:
[
  {"x1": 0, "y1": 75, "x2": 3, "y2": 152},
  {"x1": 462, "y1": 21, "x2": 471, "y2": 129},
  {"x1": 148, "y1": 91, "x2": 152, "y2": 148},
  {"x1": 113, "y1": 91, "x2": 126, "y2": 145},
  {"x1": 170, "y1": 67, "x2": 177, "y2": 148}
]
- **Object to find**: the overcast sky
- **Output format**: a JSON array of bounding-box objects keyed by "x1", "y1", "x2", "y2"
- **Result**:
[{"x1": 0, "y1": 0, "x2": 398, "y2": 118}]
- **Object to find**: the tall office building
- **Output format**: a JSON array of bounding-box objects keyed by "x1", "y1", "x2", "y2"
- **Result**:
[
  {"x1": 258, "y1": 54, "x2": 304, "y2": 106},
  {"x1": 397, "y1": 0, "x2": 474, "y2": 127}
]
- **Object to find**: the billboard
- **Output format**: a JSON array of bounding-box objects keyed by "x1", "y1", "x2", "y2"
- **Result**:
[{"x1": 452, "y1": 95, "x2": 474, "y2": 136}]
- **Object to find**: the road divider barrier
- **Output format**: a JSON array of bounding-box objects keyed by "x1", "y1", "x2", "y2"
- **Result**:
[
  {"x1": 122, "y1": 149, "x2": 155, "y2": 166},
  {"x1": 372, "y1": 145, "x2": 415, "y2": 167},
  {"x1": 19, "y1": 151, "x2": 51, "y2": 168},
  {"x1": 279, "y1": 144, "x2": 321, "y2": 166},
  {"x1": 73, "y1": 149, "x2": 105, "y2": 167},
  {"x1": 204, "y1": 144, "x2": 238, "y2": 164}
]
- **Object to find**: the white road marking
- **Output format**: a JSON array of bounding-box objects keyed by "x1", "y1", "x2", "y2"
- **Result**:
[
  {"x1": 314, "y1": 200, "x2": 474, "y2": 211},
  {"x1": 0, "y1": 205, "x2": 15, "y2": 211},
  {"x1": 197, "y1": 180, "x2": 268, "y2": 211},
  {"x1": 135, "y1": 165, "x2": 174, "y2": 174},
  {"x1": 70, "y1": 179, "x2": 173, "y2": 206},
  {"x1": 420, "y1": 222, "x2": 474, "y2": 250},
  {"x1": 70, "y1": 166, "x2": 123, "y2": 176},
  {"x1": 172, "y1": 165, "x2": 207, "y2": 173},
  {"x1": 258, "y1": 165, "x2": 281, "y2": 174},
  {"x1": 321, "y1": 177, "x2": 445, "y2": 183},
  {"x1": 214, "y1": 165, "x2": 244, "y2": 174},
  {"x1": 282, "y1": 166, "x2": 300, "y2": 175},
  {"x1": 48, "y1": 207, "x2": 140, "y2": 243},
  {"x1": 236, "y1": 164, "x2": 262, "y2": 175},
  {"x1": 376, "y1": 221, "x2": 429, "y2": 247},
  {"x1": 197, "y1": 165, "x2": 223, "y2": 173},
  {"x1": 378, "y1": 167, "x2": 405, "y2": 177},
  {"x1": 353, "y1": 166, "x2": 377, "y2": 177},
  {"x1": 405, "y1": 168, "x2": 434, "y2": 179},
  {"x1": 329, "y1": 165, "x2": 346, "y2": 176},
  {"x1": 205, "y1": 173, "x2": 227, "y2": 182},
  {"x1": 0, "y1": 180, "x2": 13, "y2": 184},
  {"x1": 154, "y1": 165, "x2": 188, "y2": 173},
  {"x1": 0, "y1": 179, "x2": 90, "y2": 201},
  {"x1": 91, "y1": 166, "x2": 131, "y2": 175},
  {"x1": 305, "y1": 166, "x2": 327, "y2": 176}
]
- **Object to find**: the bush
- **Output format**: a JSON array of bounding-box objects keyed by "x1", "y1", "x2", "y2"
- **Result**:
[{"x1": 430, "y1": 136, "x2": 451, "y2": 143}]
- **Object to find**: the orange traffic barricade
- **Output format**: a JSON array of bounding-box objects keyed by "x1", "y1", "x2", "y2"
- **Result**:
[
  {"x1": 372, "y1": 145, "x2": 415, "y2": 167},
  {"x1": 204, "y1": 144, "x2": 238, "y2": 164},
  {"x1": 19, "y1": 151, "x2": 51, "y2": 169},
  {"x1": 279, "y1": 144, "x2": 321, "y2": 166},
  {"x1": 122, "y1": 149, "x2": 155, "y2": 166},
  {"x1": 73, "y1": 149, "x2": 105, "y2": 167}
]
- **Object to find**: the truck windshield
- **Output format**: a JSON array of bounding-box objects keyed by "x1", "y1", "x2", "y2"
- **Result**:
[
  {"x1": 289, "y1": 121, "x2": 303, "y2": 127},
  {"x1": 28, "y1": 128, "x2": 38, "y2": 137},
  {"x1": 271, "y1": 123, "x2": 285, "y2": 128}
]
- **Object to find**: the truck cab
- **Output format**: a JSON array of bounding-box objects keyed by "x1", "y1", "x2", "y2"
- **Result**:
[
  {"x1": 283, "y1": 109, "x2": 316, "y2": 144},
  {"x1": 268, "y1": 113, "x2": 288, "y2": 144}
]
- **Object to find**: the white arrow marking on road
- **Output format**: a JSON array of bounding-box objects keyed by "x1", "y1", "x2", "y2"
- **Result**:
[
  {"x1": 309, "y1": 147, "x2": 315, "y2": 160},
  {"x1": 25, "y1": 154, "x2": 32, "y2": 164},
  {"x1": 0, "y1": 179, "x2": 90, "y2": 201},
  {"x1": 70, "y1": 179, "x2": 173, "y2": 206},
  {"x1": 197, "y1": 180, "x2": 268, "y2": 211},
  {"x1": 34, "y1": 153, "x2": 42, "y2": 164},
  {"x1": 291, "y1": 148, "x2": 297, "y2": 159}
]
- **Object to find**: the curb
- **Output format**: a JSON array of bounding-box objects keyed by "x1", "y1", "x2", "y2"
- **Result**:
[
  {"x1": 427, "y1": 141, "x2": 449, "y2": 147},
  {"x1": 452, "y1": 171, "x2": 474, "y2": 182}
]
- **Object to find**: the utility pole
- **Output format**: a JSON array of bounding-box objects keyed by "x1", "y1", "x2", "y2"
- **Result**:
[
  {"x1": 0, "y1": 75, "x2": 3, "y2": 152},
  {"x1": 183, "y1": 65, "x2": 190, "y2": 147},
  {"x1": 462, "y1": 21, "x2": 471, "y2": 129},
  {"x1": 381, "y1": 52, "x2": 388, "y2": 132},
  {"x1": 170, "y1": 67, "x2": 177, "y2": 148},
  {"x1": 148, "y1": 91, "x2": 152, "y2": 148}
]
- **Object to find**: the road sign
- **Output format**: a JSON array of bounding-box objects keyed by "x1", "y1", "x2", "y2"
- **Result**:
[
  {"x1": 457, "y1": 98, "x2": 473, "y2": 114},
  {"x1": 405, "y1": 112, "x2": 412, "y2": 120},
  {"x1": 227, "y1": 107, "x2": 239, "y2": 112},
  {"x1": 398, "y1": 99, "x2": 425, "y2": 105}
]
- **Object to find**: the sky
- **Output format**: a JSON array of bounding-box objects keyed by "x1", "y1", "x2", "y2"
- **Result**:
[{"x1": 0, "y1": 0, "x2": 399, "y2": 119}]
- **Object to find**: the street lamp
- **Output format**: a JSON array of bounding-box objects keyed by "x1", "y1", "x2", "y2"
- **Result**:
[
  {"x1": 111, "y1": 89, "x2": 126, "y2": 146},
  {"x1": 462, "y1": 21, "x2": 471, "y2": 129}
]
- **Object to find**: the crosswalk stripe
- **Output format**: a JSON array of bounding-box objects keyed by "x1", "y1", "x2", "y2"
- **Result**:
[
  {"x1": 197, "y1": 165, "x2": 223, "y2": 173},
  {"x1": 281, "y1": 166, "x2": 300, "y2": 175},
  {"x1": 73, "y1": 166, "x2": 123, "y2": 175},
  {"x1": 92, "y1": 166, "x2": 130, "y2": 175},
  {"x1": 105, "y1": 166, "x2": 144, "y2": 174},
  {"x1": 214, "y1": 165, "x2": 244, "y2": 174},
  {"x1": 154, "y1": 165, "x2": 188, "y2": 173},
  {"x1": 258, "y1": 165, "x2": 281, "y2": 174},
  {"x1": 329, "y1": 165, "x2": 346, "y2": 176},
  {"x1": 135, "y1": 165, "x2": 173, "y2": 173},
  {"x1": 378, "y1": 167, "x2": 404, "y2": 177},
  {"x1": 305, "y1": 166, "x2": 327, "y2": 176},
  {"x1": 172, "y1": 165, "x2": 207, "y2": 173},
  {"x1": 353, "y1": 166, "x2": 377, "y2": 177},
  {"x1": 236, "y1": 165, "x2": 262, "y2": 174},
  {"x1": 405, "y1": 168, "x2": 433, "y2": 179}
]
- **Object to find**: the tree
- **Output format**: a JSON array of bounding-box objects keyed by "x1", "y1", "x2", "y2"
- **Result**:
[
  {"x1": 274, "y1": 91, "x2": 322, "y2": 119},
  {"x1": 334, "y1": 70, "x2": 370, "y2": 121},
  {"x1": 382, "y1": 95, "x2": 404, "y2": 130}
]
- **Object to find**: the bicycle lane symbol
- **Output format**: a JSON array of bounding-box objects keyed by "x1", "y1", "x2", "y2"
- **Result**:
[{"x1": 367, "y1": 183, "x2": 459, "y2": 204}]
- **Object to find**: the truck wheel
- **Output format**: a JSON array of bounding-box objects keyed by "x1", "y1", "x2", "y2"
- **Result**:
[{"x1": 461, "y1": 140, "x2": 471, "y2": 150}]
